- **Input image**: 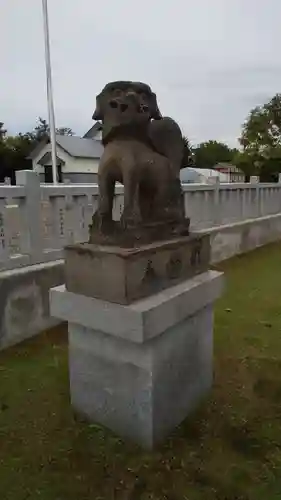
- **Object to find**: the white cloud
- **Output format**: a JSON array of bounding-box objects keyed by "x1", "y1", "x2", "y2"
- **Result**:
[{"x1": 1, "y1": 0, "x2": 281, "y2": 146}]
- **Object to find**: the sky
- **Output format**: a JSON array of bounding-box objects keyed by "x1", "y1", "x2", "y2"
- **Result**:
[{"x1": 1, "y1": 0, "x2": 281, "y2": 147}]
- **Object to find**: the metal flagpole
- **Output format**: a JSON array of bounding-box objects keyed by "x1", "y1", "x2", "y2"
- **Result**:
[{"x1": 42, "y1": 0, "x2": 58, "y2": 184}]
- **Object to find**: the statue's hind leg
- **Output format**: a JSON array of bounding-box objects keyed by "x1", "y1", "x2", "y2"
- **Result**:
[{"x1": 91, "y1": 159, "x2": 116, "y2": 234}]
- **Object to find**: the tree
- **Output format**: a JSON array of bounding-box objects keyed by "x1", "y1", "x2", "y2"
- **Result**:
[
  {"x1": 31, "y1": 117, "x2": 75, "y2": 142},
  {"x1": 0, "y1": 118, "x2": 75, "y2": 184},
  {"x1": 192, "y1": 140, "x2": 237, "y2": 169},
  {"x1": 32, "y1": 118, "x2": 74, "y2": 140},
  {"x1": 239, "y1": 94, "x2": 281, "y2": 181},
  {"x1": 0, "y1": 132, "x2": 34, "y2": 183},
  {"x1": 33, "y1": 117, "x2": 49, "y2": 141},
  {"x1": 0, "y1": 122, "x2": 7, "y2": 141},
  {"x1": 56, "y1": 127, "x2": 74, "y2": 136},
  {"x1": 233, "y1": 150, "x2": 256, "y2": 182},
  {"x1": 0, "y1": 122, "x2": 10, "y2": 179},
  {"x1": 181, "y1": 136, "x2": 195, "y2": 168}
]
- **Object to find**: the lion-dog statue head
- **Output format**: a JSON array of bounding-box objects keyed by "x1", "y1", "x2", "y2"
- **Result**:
[{"x1": 92, "y1": 81, "x2": 162, "y2": 145}]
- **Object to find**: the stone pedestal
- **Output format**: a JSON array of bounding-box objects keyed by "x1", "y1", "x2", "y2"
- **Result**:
[
  {"x1": 50, "y1": 270, "x2": 223, "y2": 448},
  {"x1": 64, "y1": 233, "x2": 210, "y2": 305}
]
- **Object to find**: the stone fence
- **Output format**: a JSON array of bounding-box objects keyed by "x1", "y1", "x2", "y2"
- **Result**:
[{"x1": 0, "y1": 170, "x2": 281, "y2": 272}]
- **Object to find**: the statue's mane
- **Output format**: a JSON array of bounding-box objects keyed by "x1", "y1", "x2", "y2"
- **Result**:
[{"x1": 101, "y1": 81, "x2": 153, "y2": 96}]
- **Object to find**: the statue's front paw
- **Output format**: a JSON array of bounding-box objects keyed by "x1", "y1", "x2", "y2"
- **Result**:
[
  {"x1": 90, "y1": 211, "x2": 114, "y2": 235},
  {"x1": 120, "y1": 212, "x2": 142, "y2": 230}
]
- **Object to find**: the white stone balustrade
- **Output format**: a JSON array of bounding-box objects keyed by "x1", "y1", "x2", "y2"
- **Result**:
[{"x1": 0, "y1": 170, "x2": 280, "y2": 271}]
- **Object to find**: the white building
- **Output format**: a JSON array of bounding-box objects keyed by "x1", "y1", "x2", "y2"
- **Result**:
[
  {"x1": 214, "y1": 163, "x2": 245, "y2": 183},
  {"x1": 180, "y1": 167, "x2": 229, "y2": 184},
  {"x1": 29, "y1": 123, "x2": 103, "y2": 183}
]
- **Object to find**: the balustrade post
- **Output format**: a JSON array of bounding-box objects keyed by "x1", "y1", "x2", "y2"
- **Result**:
[
  {"x1": 214, "y1": 177, "x2": 221, "y2": 225},
  {"x1": 16, "y1": 170, "x2": 43, "y2": 264},
  {"x1": 250, "y1": 176, "x2": 260, "y2": 217}
]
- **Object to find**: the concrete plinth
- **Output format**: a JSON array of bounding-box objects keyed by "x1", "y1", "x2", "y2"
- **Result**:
[
  {"x1": 50, "y1": 270, "x2": 223, "y2": 448},
  {"x1": 64, "y1": 233, "x2": 210, "y2": 305}
]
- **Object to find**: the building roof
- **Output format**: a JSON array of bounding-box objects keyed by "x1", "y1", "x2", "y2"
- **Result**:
[
  {"x1": 180, "y1": 168, "x2": 200, "y2": 183},
  {"x1": 56, "y1": 135, "x2": 103, "y2": 158},
  {"x1": 83, "y1": 121, "x2": 102, "y2": 139},
  {"x1": 28, "y1": 135, "x2": 104, "y2": 161},
  {"x1": 38, "y1": 152, "x2": 65, "y2": 166},
  {"x1": 215, "y1": 162, "x2": 235, "y2": 168},
  {"x1": 214, "y1": 163, "x2": 244, "y2": 175}
]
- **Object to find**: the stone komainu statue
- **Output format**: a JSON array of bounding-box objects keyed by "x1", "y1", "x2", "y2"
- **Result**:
[{"x1": 90, "y1": 81, "x2": 190, "y2": 242}]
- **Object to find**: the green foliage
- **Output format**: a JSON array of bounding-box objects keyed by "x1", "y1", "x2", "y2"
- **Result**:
[
  {"x1": 239, "y1": 94, "x2": 281, "y2": 181},
  {"x1": 34, "y1": 117, "x2": 49, "y2": 141},
  {"x1": 32, "y1": 117, "x2": 75, "y2": 141},
  {"x1": 182, "y1": 135, "x2": 195, "y2": 168},
  {"x1": 32, "y1": 118, "x2": 74, "y2": 140},
  {"x1": 192, "y1": 140, "x2": 238, "y2": 169},
  {"x1": 0, "y1": 118, "x2": 75, "y2": 183},
  {"x1": 233, "y1": 150, "x2": 255, "y2": 181},
  {"x1": 1, "y1": 243, "x2": 281, "y2": 499},
  {"x1": 0, "y1": 122, "x2": 7, "y2": 141}
]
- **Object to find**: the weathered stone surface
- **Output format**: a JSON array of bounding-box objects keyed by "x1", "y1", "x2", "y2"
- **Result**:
[
  {"x1": 0, "y1": 260, "x2": 64, "y2": 350},
  {"x1": 202, "y1": 213, "x2": 281, "y2": 263},
  {"x1": 90, "y1": 80, "x2": 191, "y2": 242},
  {"x1": 51, "y1": 270, "x2": 223, "y2": 343},
  {"x1": 89, "y1": 218, "x2": 190, "y2": 247},
  {"x1": 50, "y1": 270, "x2": 223, "y2": 448},
  {"x1": 65, "y1": 232, "x2": 210, "y2": 304}
]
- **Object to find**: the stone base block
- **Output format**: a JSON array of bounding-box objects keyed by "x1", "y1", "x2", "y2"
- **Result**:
[
  {"x1": 50, "y1": 270, "x2": 223, "y2": 448},
  {"x1": 64, "y1": 232, "x2": 210, "y2": 304}
]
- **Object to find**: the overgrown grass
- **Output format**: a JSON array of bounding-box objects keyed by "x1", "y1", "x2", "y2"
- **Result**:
[{"x1": 1, "y1": 243, "x2": 281, "y2": 499}]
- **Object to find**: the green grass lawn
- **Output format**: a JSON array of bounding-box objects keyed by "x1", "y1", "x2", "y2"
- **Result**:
[{"x1": 1, "y1": 242, "x2": 281, "y2": 500}]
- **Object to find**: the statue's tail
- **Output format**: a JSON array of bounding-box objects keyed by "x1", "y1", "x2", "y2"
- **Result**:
[{"x1": 148, "y1": 117, "x2": 184, "y2": 174}]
